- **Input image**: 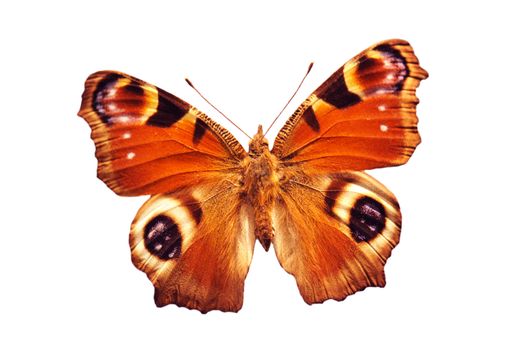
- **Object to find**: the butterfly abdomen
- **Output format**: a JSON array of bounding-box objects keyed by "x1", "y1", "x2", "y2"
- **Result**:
[{"x1": 243, "y1": 129, "x2": 281, "y2": 251}]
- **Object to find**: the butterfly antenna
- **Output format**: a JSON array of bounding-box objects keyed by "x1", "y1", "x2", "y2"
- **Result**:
[
  {"x1": 185, "y1": 78, "x2": 252, "y2": 140},
  {"x1": 263, "y1": 62, "x2": 314, "y2": 137}
]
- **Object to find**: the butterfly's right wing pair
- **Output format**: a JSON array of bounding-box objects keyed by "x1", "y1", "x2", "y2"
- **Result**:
[{"x1": 271, "y1": 39, "x2": 427, "y2": 304}]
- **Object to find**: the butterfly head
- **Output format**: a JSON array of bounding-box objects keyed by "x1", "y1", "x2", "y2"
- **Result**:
[{"x1": 248, "y1": 125, "x2": 269, "y2": 157}]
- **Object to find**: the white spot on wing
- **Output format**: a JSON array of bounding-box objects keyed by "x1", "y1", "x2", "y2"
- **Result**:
[
  {"x1": 127, "y1": 152, "x2": 135, "y2": 160},
  {"x1": 111, "y1": 116, "x2": 133, "y2": 123},
  {"x1": 378, "y1": 105, "x2": 386, "y2": 112},
  {"x1": 380, "y1": 124, "x2": 389, "y2": 132},
  {"x1": 374, "y1": 89, "x2": 389, "y2": 95},
  {"x1": 122, "y1": 132, "x2": 131, "y2": 139}
]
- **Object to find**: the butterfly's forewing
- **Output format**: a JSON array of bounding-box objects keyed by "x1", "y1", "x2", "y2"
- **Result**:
[
  {"x1": 129, "y1": 180, "x2": 255, "y2": 313},
  {"x1": 78, "y1": 71, "x2": 246, "y2": 196},
  {"x1": 272, "y1": 39, "x2": 428, "y2": 171},
  {"x1": 273, "y1": 172, "x2": 401, "y2": 303}
]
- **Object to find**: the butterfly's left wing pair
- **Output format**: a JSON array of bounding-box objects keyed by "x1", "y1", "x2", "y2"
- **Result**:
[{"x1": 78, "y1": 72, "x2": 254, "y2": 312}]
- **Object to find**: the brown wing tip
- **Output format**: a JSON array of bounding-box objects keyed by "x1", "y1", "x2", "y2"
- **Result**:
[
  {"x1": 372, "y1": 38, "x2": 429, "y2": 77},
  {"x1": 77, "y1": 70, "x2": 125, "y2": 120}
]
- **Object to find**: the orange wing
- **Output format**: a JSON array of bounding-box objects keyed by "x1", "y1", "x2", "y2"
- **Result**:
[
  {"x1": 273, "y1": 172, "x2": 401, "y2": 304},
  {"x1": 272, "y1": 39, "x2": 428, "y2": 172},
  {"x1": 78, "y1": 71, "x2": 246, "y2": 196},
  {"x1": 129, "y1": 180, "x2": 255, "y2": 313}
]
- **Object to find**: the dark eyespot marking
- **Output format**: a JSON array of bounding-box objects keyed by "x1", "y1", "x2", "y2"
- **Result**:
[
  {"x1": 146, "y1": 90, "x2": 190, "y2": 128},
  {"x1": 144, "y1": 215, "x2": 182, "y2": 260},
  {"x1": 192, "y1": 118, "x2": 209, "y2": 144},
  {"x1": 92, "y1": 73, "x2": 124, "y2": 123},
  {"x1": 374, "y1": 44, "x2": 408, "y2": 92},
  {"x1": 317, "y1": 67, "x2": 361, "y2": 108},
  {"x1": 349, "y1": 196, "x2": 386, "y2": 242},
  {"x1": 302, "y1": 106, "x2": 320, "y2": 132}
]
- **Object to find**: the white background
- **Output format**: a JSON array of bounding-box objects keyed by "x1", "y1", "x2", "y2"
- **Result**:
[{"x1": 1, "y1": 1, "x2": 524, "y2": 349}]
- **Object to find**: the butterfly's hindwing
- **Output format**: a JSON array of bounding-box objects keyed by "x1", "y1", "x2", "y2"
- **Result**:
[
  {"x1": 129, "y1": 181, "x2": 255, "y2": 313},
  {"x1": 272, "y1": 172, "x2": 401, "y2": 304}
]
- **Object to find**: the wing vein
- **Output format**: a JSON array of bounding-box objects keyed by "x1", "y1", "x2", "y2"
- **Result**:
[
  {"x1": 118, "y1": 169, "x2": 240, "y2": 195},
  {"x1": 101, "y1": 151, "x2": 236, "y2": 171}
]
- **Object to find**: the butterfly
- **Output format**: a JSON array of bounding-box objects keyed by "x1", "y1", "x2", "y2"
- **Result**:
[{"x1": 78, "y1": 39, "x2": 427, "y2": 313}]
